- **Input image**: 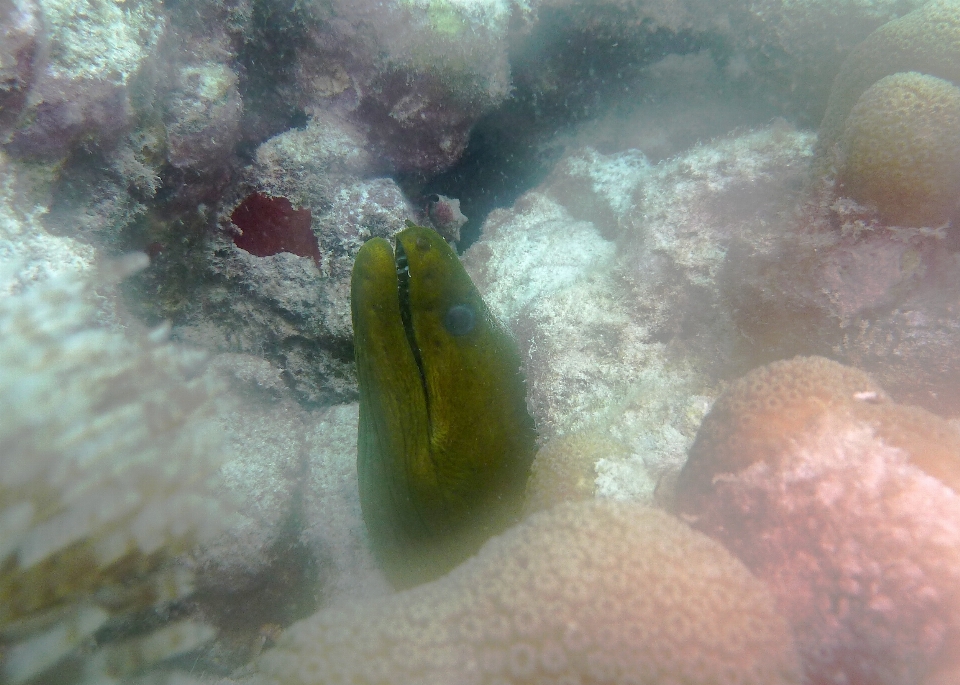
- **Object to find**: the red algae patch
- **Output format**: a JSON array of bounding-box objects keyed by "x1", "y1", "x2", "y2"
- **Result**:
[{"x1": 230, "y1": 193, "x2": 321, "y2": 265}]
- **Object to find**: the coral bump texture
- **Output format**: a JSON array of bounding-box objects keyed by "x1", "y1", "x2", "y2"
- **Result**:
[
  {"x1": 675, "y1": 356, "x2": 960, "y2": 685},
  {"x1": 257, "y1": 500, "x2": 802, "y2": 685}
]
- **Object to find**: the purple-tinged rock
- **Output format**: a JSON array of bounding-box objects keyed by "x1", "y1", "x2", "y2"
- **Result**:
[
  {"x1": 0, "y1": 0, "x2": 39, "y2": 138},
  {"x1": 155, "y1": 31, "x2": 243, "y2": 207},
  {"x1": 293, "y1": 0, "x2": 523, "y2": 175},
  {"x1": 4, "y1": 0, "x2": 164, "y2": 160}
]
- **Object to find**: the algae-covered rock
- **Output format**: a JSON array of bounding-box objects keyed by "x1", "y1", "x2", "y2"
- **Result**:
[
  {"x1": 0, "y1": 0, "x2": 39, "y2": 138},
  {"x1": 293, "y1": 0, "x2": 530, "y2": 174},
  {"x1": 168, "y1": 117, "x2": 413, "y2": 405},
  {"x1": 6, "y1": 0, "x2": 165, "y2": 159},
  {"x1": 464, "y1": 126, "x2": 814, "y2": 502}
]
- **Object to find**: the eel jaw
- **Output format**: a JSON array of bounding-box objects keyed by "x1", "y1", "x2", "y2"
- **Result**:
[{"x1": 395, "y1": 239, "x2": 430, "y2": 407}]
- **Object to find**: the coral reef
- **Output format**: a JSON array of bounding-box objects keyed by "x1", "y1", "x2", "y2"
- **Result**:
[
  {"x1": 3, "y1": 0, "x2": 960, "y2": 682},
  {"x1": 1, "y1": 0, "x2": 941, "y2": 415},
  {"x1": 675, "y1": 356, "x2": 960, "y2": 685},
  {"x1": 0, "y1": 260, "x2": 236, "y2": 683},
  {"x1": 293, "y1": 0, "x2": 526, "y2": 174},
  {"x1": 153, "y1": 28, "x2": 244, "y2": 210},
  {"x1": 246, "y1": 113, "x2": 373, "y2": 209},
  {"x1": 734, "y1": 0, "x2": 927, "y2": 123},
  {"x1": 191, "y1": 392, "x2": 388, "y2": 671},
  {"x1": 5, "y1": 0, "x2": 164, "y2": 159},
  {"x1": 257, "y1": 500, "x2": 802, "y2": 685},
  {"x1": 464, "y1": 127, "x2": 811, "y2": 501},
  {"x1": 817, "y1": 0, "x2": 960, "y2": 161},
  {"x1": 172, "y1": 242, "x2": 354, "y2": 405},
  {"x1": 0, "y1": 150, "x2": 95, "y2": 294},
  {"x1": 165, "y1": 117, "x2": 414, "y2": 405}
]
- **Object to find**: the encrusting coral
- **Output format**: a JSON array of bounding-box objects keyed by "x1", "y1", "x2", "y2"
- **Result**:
[
  {"x1": 256, "y1": 500, "x2": 802, "y2": 685},
  {"x1": 675, "y1": 356, "x2": 960, "y2": 685},
  {"x1": 0, "y1": 258, "x2": 237, "y2": 684},
  {"x1": 815, "y1": 0, "x2": 960, "y2": 227}
]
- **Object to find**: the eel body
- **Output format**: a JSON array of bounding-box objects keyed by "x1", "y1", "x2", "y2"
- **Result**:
[{"x1": 351, "y1": 223, "x2": 537, "y2": 588}]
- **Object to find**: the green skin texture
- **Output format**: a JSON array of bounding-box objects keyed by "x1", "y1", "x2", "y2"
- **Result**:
[{"x1": 351, "y1": 224, "x2": 537, "y2": 588}]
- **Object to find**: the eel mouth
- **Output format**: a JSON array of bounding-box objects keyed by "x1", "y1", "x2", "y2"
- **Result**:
[{"x1": 395, "y1": 239, "x2": 429, "y2": 398}]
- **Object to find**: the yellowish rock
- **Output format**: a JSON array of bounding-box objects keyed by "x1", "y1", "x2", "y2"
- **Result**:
[{"x1": 523, "y1": 431, "x2": 626, "y2": 515}]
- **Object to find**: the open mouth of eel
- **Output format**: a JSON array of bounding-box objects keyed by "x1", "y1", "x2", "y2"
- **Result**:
[{"x1": 395, "y1": 239, "x2": 430, "y2": 402}]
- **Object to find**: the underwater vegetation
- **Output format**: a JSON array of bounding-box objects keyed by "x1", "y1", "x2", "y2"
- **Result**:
[{"x1": 351, "y1": 223, "x2": 536, "y2": 588}]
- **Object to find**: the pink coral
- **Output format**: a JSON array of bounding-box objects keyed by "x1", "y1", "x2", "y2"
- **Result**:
[{"x1": 675, "y1": 357, "x2": 960, "y2": 685}]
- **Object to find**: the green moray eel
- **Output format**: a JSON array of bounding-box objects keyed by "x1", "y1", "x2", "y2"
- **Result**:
[{"x1": 351, "y1": 222, "x2": 537, "y2": 588}]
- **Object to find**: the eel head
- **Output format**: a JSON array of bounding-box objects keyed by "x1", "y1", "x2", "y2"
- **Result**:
[{"x1": 351, "y1": 223, "x2": 537, "y2": 587}]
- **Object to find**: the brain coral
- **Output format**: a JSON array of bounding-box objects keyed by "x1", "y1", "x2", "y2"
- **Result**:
[
  {"x1": 818, "y1": 0, "x2": 960, "y2": 158},
  {"x1": 838, "y1": 72, "x2": 960, "y2": 227},
  {"x1": 675, "y1": 356, "x2": 960, "y2": 685},
  {"x1": 815, "y1": 0, "x2": 960, "y2": 227},
  {"x1": 257, "y1": 500, "x2": 802, "y2": 685}
]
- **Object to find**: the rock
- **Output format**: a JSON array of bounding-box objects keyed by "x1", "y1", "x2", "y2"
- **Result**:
[
  {"x1": 167, "y1": 117, "x2": 413, "y2": 404},
  {"x1": 5, "y1": 0, "x2": 164, "y2": 159},
  {"x1": 0, "y1": 0, "x2": 39, "y2": 139}
]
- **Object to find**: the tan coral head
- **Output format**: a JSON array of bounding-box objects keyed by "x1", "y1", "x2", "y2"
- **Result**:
[
  {"x1": 257, "y1": 500, "x2": 802, "y2": 685},
  {"x1": 837, "y1": 72, "x2": 960, "y2": 228}
]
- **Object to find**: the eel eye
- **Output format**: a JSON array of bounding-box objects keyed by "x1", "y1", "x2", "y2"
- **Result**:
[{"x1": 444, "y1": 304, "x2": 476, "y2": 336}]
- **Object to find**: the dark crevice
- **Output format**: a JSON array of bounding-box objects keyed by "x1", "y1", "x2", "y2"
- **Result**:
[
  {"x1": 234, "y1": 0, "x2": 310, "y2": 159},
  {"x1": 411, "y1": 9, "x2": 732, "y2": 250}
]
